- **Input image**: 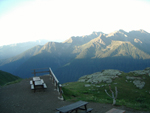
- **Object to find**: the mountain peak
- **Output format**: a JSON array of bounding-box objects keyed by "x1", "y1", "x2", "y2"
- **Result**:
[
  {"x1": 137, "y1": 29, "x2": 148, "y2": 34},
  {"x1": 118, "y1": 29, "x2": 127, "y2": 34},
  {"x1": 129, "y1": 29, "x2": 149, "y2": 34},
  {"x1": 107, "y1": 29, "x2": 128, "y2": 38},
  {"x1": 63, "y1": 32, "x2": 104, "y2": 46}
]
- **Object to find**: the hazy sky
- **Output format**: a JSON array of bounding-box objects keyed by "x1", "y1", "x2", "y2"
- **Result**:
[{"x1": 0, "y1": 0, "x2": 150, "y2": 46}]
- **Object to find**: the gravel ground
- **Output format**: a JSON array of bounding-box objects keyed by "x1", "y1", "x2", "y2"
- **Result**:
[{"x1": 0, "y1": 75, "x2": 149, "y2": 113}]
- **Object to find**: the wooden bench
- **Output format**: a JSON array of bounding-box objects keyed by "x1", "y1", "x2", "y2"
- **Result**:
[
  {"x1": 55, "y1": 108, "x2": 93, "y2": 113},
  {"x1": 30, "y1": 80, "x2": 33, "y2": 85},
  {"x1": 56, "y1": 101, "x2": 93, "y2": 113},
  {"x1": 106, "y1": 108, "x2": 125, "y2": 113},
  {"x1": 41, "y1": 79, "x2": 44, "y2": 83}
]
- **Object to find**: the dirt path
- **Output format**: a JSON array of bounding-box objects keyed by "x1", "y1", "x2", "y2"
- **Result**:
[{"x1": 0, "y1": 75, "x2": 149, "y2": 113}]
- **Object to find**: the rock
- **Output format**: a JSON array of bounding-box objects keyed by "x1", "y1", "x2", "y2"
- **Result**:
[
  {"x1": 133, "y1": 80, "x2": 145, "y2": 89},
  {"x1": 126, "y1": 76, "x2": 141, "y2": 80},
  {"x1": 130, "y1": 67, "x2": 150, "y2": 75},
  {"x1": 145, "y1": 67, "x2": 150, "y2": 70},
  {"x1": 102, "y1": 69, "x2": 122, "y2": 76},
  {"x1": 96, "y1": 85, "x2": 100, "y2": 87},
  {"x1": 78, "y1": 69, "x2": 122, "y2": 84},
  {"x1": 106, "y1": 79, "x2": 112, "y2": 84},
  {"x1": 78, "y1": 79, "x2": 86, "y2": 82},
  {"x1": 85, "y1": 84, "x2": 91, "y2": 87}
]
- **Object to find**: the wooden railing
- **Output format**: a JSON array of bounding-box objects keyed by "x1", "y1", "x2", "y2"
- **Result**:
[
  {"x1": 32, "y1": 67, "x2": 63, "y2": 100},
  {"x1": 32, "y1": 67, "x2": 50, "y2": 76},
  {"x1": 49, "y1": 68, "x2": 63, "y2": 100}
]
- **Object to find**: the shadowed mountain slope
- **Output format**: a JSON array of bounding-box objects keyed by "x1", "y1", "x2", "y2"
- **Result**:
[
  {"x1": 0, "y1": 70, "x2": 20, "y2": 86},
  {"x1": 0, "y1": 40, "x2": 49, "y2": 60},
  {"x1": 0, "y1": 30, "x2": 150, "y2": 83}
]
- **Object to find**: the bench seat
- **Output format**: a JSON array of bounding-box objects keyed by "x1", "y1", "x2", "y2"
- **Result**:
[
  {"x1": 30, "y1": 80, "x2": 33, "y2": 85},
  {"x1": 31, "y1": 84, "x2": 34, "y2": 90},
  {"x1": 56, "y1": 108, "x2": 93, "y2": 113}
]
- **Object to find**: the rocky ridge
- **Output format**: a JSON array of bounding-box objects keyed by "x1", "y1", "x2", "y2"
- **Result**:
[{"x1": 78, "y1": 67, "x2": 150, "y2": 89}]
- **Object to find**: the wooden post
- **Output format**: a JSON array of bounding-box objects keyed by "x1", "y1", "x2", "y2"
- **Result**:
[
  {"x1": 59, "y1": 84, "x2": 63, "y2": 98},
  {"x1": 34, "y1": 69, "x2": 36, "y2": 76}
]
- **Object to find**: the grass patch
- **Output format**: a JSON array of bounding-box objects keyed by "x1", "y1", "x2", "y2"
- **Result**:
[
  {"x1": 3, "y1": 79, "x2": 22, "y2": 86},
  {"x1": 62, "y1": 73, "x2": 150, "y2": 111},
  {"x1": 0, "y1": 70, "x2": 21, "y2": 86}
]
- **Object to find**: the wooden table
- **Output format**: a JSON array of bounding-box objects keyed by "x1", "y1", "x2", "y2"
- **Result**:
[
  {"x1": 56, "y1": 101, "x2": 89, "y2": 113},
  {"x1": 30, "y1": 77, "x2": 47, "y2": 92},
  {"x1": 34, "y1": 80, "x2": 43, "y2": 86},
  {"x1": 33, "y1": 77, "x2": 41, "y2": 81}
]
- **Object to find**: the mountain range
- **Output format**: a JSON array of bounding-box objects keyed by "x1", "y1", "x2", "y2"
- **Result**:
[{"x1": 0, "y1": 29, "x2": 150, "y2": 83}]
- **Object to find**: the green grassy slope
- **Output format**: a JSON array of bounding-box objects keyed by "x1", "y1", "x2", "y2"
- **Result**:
[
  {"x1": 62, "y1": 72, "x2": 150, "y2": 111},
  {"x1": 0, "y1": 70, "x2": 21, "y2": 86}
]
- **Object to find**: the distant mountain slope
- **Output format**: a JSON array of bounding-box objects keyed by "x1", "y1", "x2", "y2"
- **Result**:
[
  {"x1": 0, "y1": 29, "x2": 150, "y2": 83},
  {"x1": 0, "y1": 39, "x2": 49, "y2": 60},
  {"x1": 13, "y1": 42, "x2": 77, "y2": 78},
  {"x1": 74, "y1": 34, "x2": 150, "y2": 59},
  {"x1": 0, "y1": 70, "x2": 20, "y2": 86},
  {"x1": 0, "y1": 45, "x2": 43, "y2": 74},
  {"x1": 106, "y1": 29, "x2": 150, "y2": 54}
]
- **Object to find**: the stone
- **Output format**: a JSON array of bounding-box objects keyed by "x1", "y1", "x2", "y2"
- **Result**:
[
  {"x1": 106, "y1": 79, "x2": 112, "y2": 84},
  {"x1": 78, "y1": 69, "x2": 123, "y2": 84},
  {"x1": 133, "y1": 80, "x2": 145, "y2": 89},
  {"x1": 102, "y1": 69, "x2": 122, "y2": 76},
  {"x1": 96, "y1": 85, "x2": 100, "y2": 87},
  {"x1": 130, "y1": 67, "x2": 150, "y2": 75},
  {"x1": 85, "y1": 84, "x2": 91, "y2": 87},
  {"x1": 126, "y1": 76, "x2": 141, "y2": 80},
  {"x1": 78, "y1": 79, "x2": 86, "y2": 82}
]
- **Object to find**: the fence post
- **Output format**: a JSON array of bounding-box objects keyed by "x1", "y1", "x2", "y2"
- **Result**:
[
  {"x1": 34, "y1": 69, "x2": 36, "y2": 76},
  {"x1": 59, "y1": 84, "x2": 63, "y2": 100}
]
